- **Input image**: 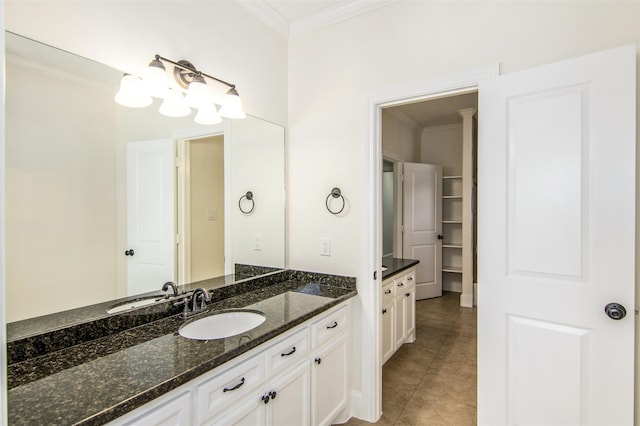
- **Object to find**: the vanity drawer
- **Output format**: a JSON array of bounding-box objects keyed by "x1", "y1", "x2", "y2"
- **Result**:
[
  {"x1": 196, "y1": 353, "x2": 265, "y2": 423},
  {"x1": 311, "y1": 305, "x2": 349, "y2": 349},
  {"x1": 404, "y1": 270, "x2": 416, "y2": 289},
  {"x1": 382, "y1": 280, "x2": 395, "y2": 304},
  {"x1": 265, "y1": 327, "x2": 310, "y2": 378}
]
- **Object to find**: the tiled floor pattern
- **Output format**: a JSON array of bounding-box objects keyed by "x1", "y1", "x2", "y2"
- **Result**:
[{"x1": 344, "y1": 291, "x2": 477, "y2": 425}]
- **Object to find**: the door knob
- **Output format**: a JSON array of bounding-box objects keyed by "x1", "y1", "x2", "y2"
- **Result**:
[
  {"x1": 604, "y1": 303, "x2": 627, "y2": 320},
  {"x1": 125, "y1": 249, "x2": 135, "y2": 256}
]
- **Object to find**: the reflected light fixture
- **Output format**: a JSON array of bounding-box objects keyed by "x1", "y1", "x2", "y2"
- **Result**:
[{"x1": 115, "y1": 54, "x2": 246, "y2": 123}]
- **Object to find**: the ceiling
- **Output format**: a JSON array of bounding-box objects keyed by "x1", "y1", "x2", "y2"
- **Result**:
[{"x1": 386, "y1": 92, "x2": 478, "y2": 128}]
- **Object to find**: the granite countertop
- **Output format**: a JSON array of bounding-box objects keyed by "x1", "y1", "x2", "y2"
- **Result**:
[
  {"x1": 381, "y1": 256, "x2": 420, "y2": 280},
  {"x1": 8, "y1": 277, "x2": 357, "y2": 425}
]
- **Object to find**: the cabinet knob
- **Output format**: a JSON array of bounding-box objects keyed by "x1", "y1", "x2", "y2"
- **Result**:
[
  {"x1": 406, "y1": 293, "x2": 410, "y2": 297},
  {"x1": 437, "y1": 234, "x2": 444, "y2": 240},
  {"x1": 269, "y1": 390, "x2": 277, "y2": 400},
  {"x1": 262, "y1": 394, "x2": 270, "y2": 404},
  {"x1": 384, "y1": 289, "x2": 391, "y2": 295},
  {"x1": 315, "y1": 357, "x2": 322, "y2": 365},
  {"x1": 397, "y1": 282, "x2": 404, "y2": 287},
  {"x1": 382, "y1": 308, "x2": 387, "y2": 314},
  {"x1": 124, "y1": 249, "x2": 135, "y2": 256}
]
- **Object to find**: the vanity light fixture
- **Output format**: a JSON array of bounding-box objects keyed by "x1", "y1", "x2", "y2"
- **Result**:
[{"x1": 115, "y1": 54, "x2": 246, "y2": 122}]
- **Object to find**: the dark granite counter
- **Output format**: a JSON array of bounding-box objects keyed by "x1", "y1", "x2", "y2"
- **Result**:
[
  {"x1": 7, "y1": 272, "x2": 357, "y2": 426},
  {"x1": 381, "y1": 256, "x2": 419, "y2": 280}
]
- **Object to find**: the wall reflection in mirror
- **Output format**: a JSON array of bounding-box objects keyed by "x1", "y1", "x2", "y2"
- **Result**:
[{"x1": 4, "y1": 32, "x2": 286, "y2": 323}]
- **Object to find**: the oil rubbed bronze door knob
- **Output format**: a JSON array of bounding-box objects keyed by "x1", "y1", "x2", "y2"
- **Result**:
[{"x1": 604, "y1": 303, "x2": 627, "y2": 320}]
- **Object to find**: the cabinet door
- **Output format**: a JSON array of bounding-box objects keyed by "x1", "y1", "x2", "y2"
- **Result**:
[
  {"x1": 394, "y1": 291, "x2": 406, "y2": 349},
  {"x1": 311, "y1": 335, "x2": 348, "y2": 426},
  {"x1": 267, "y1": 361, "x2": 310, "y2": 426},
  {"x1": 381, "y1": 299, "x2": 395, "y2": 364},
  {"x1": 404, "y1": 286, "x2": 416, "y2": 342}
]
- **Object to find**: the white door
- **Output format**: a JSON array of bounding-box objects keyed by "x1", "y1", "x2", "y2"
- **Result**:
[
  {"x1": 402, "y1": 162, "x2": 442, "y2": 300},
  {"x1": 126, "y1": 139, "x2": 175, "y2": 296},
  {"x1": 478, "y1": 45, "x2": 635, "y2": 425}
]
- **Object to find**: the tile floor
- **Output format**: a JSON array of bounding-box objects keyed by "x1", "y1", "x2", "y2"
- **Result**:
[{"x1": 343, "y1": 291, "x2": 477, "y2": 426}]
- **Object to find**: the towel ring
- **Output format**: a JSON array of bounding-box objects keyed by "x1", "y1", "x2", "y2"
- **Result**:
[
  {"x1": 326, "y1": 187, "x2": 345, "y2": 215},
  {"x1": 239, "y1": 191, "x2": 255, "y2": 214}
]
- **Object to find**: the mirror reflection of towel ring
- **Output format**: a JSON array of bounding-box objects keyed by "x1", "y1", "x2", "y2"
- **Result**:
[
  {"x1": 326, "y1": 187, "x2": 345, "y2": 215},
  {"x1": 239, "y1": 191, "x2": 255, "y2": 214}
]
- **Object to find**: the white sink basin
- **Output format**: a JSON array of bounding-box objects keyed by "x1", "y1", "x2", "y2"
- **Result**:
[
  {"x1": 107, "y1": 296, "x2": 165, "y2": 314},
  {"x1": 179, "y1": 311, "x2": 266, "y2": 340}
]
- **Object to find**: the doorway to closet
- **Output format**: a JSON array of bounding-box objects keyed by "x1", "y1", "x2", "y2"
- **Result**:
[{"x1": 382, "y1": 91, "x2": 478, "y2": 306}]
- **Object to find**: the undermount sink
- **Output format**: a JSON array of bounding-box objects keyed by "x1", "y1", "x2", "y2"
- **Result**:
[
  {"x1": 106, "y1": 296, "x2": 166, "y2": 314},
  {"x1": 179, "y1": 310, "x2": 266, "y2": 340}
]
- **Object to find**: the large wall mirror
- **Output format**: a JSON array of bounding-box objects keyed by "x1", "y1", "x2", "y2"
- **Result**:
[{"x1": 5, "y1": 31, "x2": 286, "y2": 324}]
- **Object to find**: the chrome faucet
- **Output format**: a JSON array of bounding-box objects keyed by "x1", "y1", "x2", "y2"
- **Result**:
[
  {"x1": 162, "y1": 281, "x2": 179, "y2": 297},
  {"x1": 182, "y1": 287, "x2": 211, "y2": 318}
]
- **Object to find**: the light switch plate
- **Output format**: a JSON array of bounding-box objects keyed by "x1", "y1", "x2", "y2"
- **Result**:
[{"x1": 320, "y1": 238, "x2": 331, "y2": 256}]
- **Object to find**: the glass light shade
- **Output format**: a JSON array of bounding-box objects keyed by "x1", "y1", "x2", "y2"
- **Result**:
[
  {"x1": 184, "y1": 75, "x2": 209, "y2": 109},
  {"x1": 159, "y1": 88, "x2": 191, "y2": 117},
  {"x1": 218, "y1": 88, "x2": 246, "y2": 119},
  {"x1": 143, "y1": 58, "x2": 169, "y2": 98},
  {"x1": 115, "y1": 74, "x2": 152, "y2": 108},
  {"x1": 194, "y1": 103, "x2": 222, "y2": 125}
]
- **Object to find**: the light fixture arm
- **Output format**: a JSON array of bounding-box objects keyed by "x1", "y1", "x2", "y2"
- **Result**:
[{"x1": 155, "y1": 54, "x2": 236, "y2": 90}]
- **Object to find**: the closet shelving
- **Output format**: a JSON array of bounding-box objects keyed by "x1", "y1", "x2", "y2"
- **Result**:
[{"x1": 442, "y1": 176, "x2": 463, "y2": 277}]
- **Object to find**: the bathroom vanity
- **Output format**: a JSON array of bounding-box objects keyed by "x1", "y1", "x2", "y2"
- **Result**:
[
  {"x1": 380, "y1": 257, "x2": 418, "y2": 364},
  {"x1": 7, "y1": 270, "x2": 357, "y2": 425}
]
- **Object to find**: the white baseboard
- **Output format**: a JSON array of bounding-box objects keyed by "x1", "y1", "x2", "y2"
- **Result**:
[
  {"x1": 443, "y1": 281, "x2": 462, "y2": 292},
  {"x1": 460, "y1": 291, "x2": 473, "y2": 308}
]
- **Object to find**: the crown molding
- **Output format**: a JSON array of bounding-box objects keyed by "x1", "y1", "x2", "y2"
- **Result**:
[
  {"x1": 238, "y1": 0, "x2": 400, "y2": 39},
  {"x1": 290, "y1": 0, "x2": 399, "y2": 38},
  {"x1": 385, "y1": 107, "x2": 421, "y2": 130},
  {"x1": 236, "y1": 0, "x2": 290, "y2": 38}
]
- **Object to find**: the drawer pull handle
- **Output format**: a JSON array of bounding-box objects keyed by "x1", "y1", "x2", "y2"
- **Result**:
[
  {"x1": 384, "y1": 289, "x2": 391, "y2": 295},
  {"x1": 326, "y1": 321, "x2": 338, "y2": 329},
  {"x1": 397, "y1": 282, "x2": 404, "y2": 287},
  {"x1": 382, "y1": 308, "x2": 387, "y2": 314},
  {"x1": 223, "y1": 377, "x2": 245, "y2": 392},
  {"x1": 315, "y1": 357, "x2": 322, "y2": 364},
  {"x1": 281, "y1": 346, "x2": 296, "y2": 357}
]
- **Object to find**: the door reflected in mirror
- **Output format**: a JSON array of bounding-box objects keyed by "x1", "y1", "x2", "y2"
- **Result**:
[{"x1": 4, "y1": 32, "x2": 286, "y2": 323}]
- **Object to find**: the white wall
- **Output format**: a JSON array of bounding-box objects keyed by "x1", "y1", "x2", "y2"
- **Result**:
[
  {"x1": 5, "y1": 49, "x2": 119, "y2": 321},
  {"x1": 421, "y1": 124, "x2": 463, "y2": 176},
  {"x1": 0, "y1": 20, "x2": 8, "y2": 426},
  {"x1": 382, "y1": 109, "x2": 421, "y2": 162},
  {"x1": 288, "y1": 0, "x2": 640, "y2": 420},
  {"x1": 190, "y1": 136, "x2": 225, "y2": 281}
]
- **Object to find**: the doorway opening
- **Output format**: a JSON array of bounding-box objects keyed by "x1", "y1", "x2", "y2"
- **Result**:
[
  {"x1": 376, "y1": 91, "x2": 479, "y2": 423},
  {"x1": 381, "y1": 92, "x2": 478, "y2": 306}
]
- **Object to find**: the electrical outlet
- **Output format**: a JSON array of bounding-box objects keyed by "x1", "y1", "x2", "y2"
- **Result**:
[{"x1": 320, "y1": 238, "x2": 331, "y2": 256}]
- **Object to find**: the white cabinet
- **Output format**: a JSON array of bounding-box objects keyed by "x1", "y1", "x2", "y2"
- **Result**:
[
  {"x1": 211, "y1": 360, "x2": 310, "y2": 426},
  {"x1": 381, "y1": 280, "x2": 395, "y2": 364},
  {"x1": 381, "y1": 267, "x2": 416, "y2": 365},
  {"x1": 310, "y1": 306, "x2": 350, "y2": 426},
  {"x1": 109, "y1": 300, "x2": 351, "y2": 426},
  {"x1": 118, "y1": 390, "x2": 191, "y2": 426}
]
